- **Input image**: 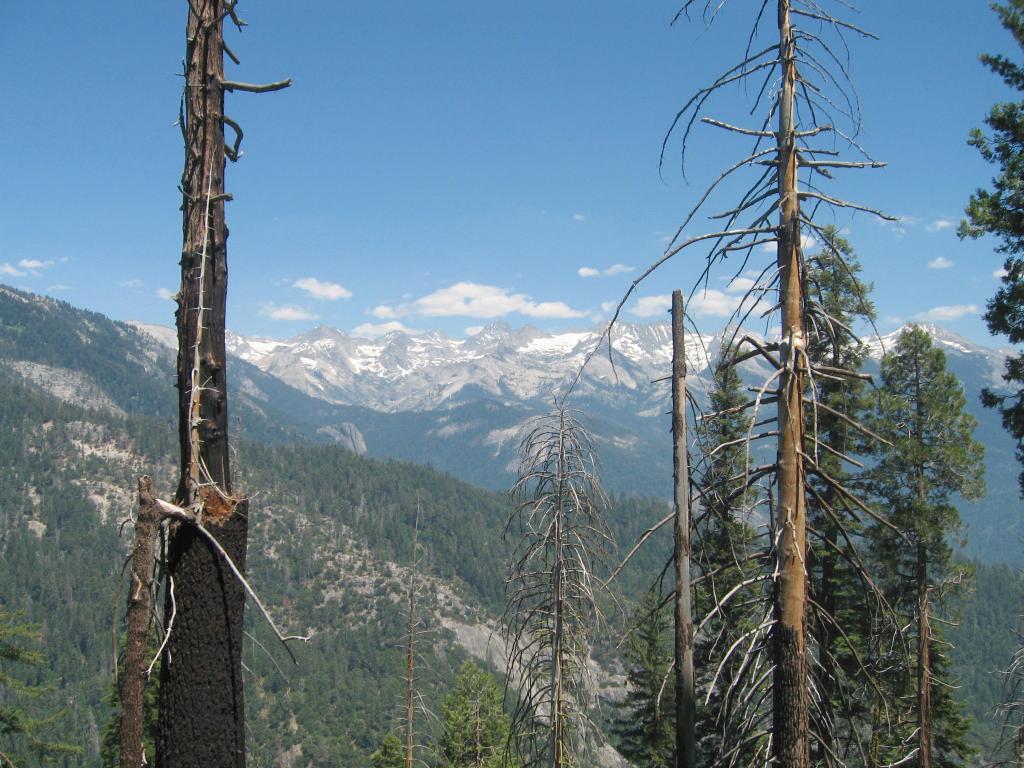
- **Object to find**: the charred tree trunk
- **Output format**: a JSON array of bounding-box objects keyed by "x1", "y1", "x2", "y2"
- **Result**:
[
  {"x1": 772, "y1": 2, "x2": 810, "y2": 766},
  {"x1": 120, "y1": 477, "x2": 161, "y2": 768},
  {"x1": 917, "y1": 539, "x2": 932, "y2": 768},
  {"x1": 157, "y1": 2, "x2": 248, "y2": 766},
  {"x1": 671, "y1": 290, "x2": 696, "y2": 768}
]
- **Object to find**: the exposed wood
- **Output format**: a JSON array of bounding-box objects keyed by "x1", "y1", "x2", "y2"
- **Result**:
[
  {"x1": 772, "y1": 2, "x2": 810, "y2": 766},
  {"x1": 917, "y1": 539, "x2": 933, "y2": 768},
  {"x1": 671, "y1": 290, "x2": 697, "y2": 768},
  {"x1": 120, "y1": 477, "x2": 161, "y2": 768}
]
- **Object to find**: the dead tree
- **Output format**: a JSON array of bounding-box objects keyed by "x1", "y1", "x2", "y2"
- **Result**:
[
  {"x1": 504, "y1": 408, "x2": 610, "y2": 768},
  {"x1": 399, "y1": 497, "x2": 435, "y2": 768},
  {"x1": 671, "y1": 290, "x2": 697, "y2": 768},
  {"x1": 157, "y1": 3, "x2": 290, "y2": 766},
  {"x1": 575, "y1": 2, "x2": 906, "y2": 765},
  {"x1": 119, "y1": 478, "x2": 161, "y2": 768}
]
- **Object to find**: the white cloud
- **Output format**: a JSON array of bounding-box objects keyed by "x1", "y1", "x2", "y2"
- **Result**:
[
  {"x1": 370, "y1": 304, "x2": 398, "y2": 319},
  {"x1": 45, "y1": 284, "x2": 72, "y2": 292},
  {"x1": 353, "y1": 321, "x2": 417, "y2": 337},
  {"x1": 19, "y1": 259, "x2": 55, "y2": 272},
  {"x1": 293, "y1": 277, "x2": 352, "y2": 301},
  {"x1": 261, "y1": 303, "x2": 317, "y2": 321},
  {"x1": 927, "y1": 256, "x2": 954, "y2": 269},
  {"x1": 995, "y1": 267, "x2": 1009, "y2": 279},
  {"x1": 0, "y1": 263, "x2": 25, "y2": 277},
  {"x1": 578, "y1": 264, "x2": 633, "y2": 278},
  {"x1": 759, "y1": 234, "x2": 815, "y2": 253},
  {"x1": 724, "y1": 276, "x2": 756, "y2": 294},
  {"x1": 156, "y1": 287, "x2": 177, "y2": 301},
  {"x1": 914, "y1": 304, "x2": 978, "y2": 322},
  {"x1": 573, "y1": 213, "x2": 586, "y2": 221},
  {"x1": 118, "y1": 278, "x2": 144, "y2": 289},
  {"x1": 630, "y1": 295, "x2": 671, "y2": 318},
  {"x1": 409, "y1": 282, "x2": 586, "y2": 319},
  {"x1": 464, "y1": 326, "x2": 484, "y2": 336},
  {"x1": 631, "y1": 287, "x2": 767, "y2": 319},
  {"x1": 604, "y1": 263, "x2": 633, "y2": 276},
  {"x1": 927, "y1": 218, "x2": 955, "y2": 233},
  {"x1": 689, "y1": 289, "x2": 746, "y2": 317},
  {"x1": 600, "y1": 301, "x2": 616, "y2": 313}
]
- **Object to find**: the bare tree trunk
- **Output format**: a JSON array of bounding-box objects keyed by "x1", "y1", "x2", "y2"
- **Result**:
[
  {"x1": 772, "y1": 2, "x2": 810, "y2": 766},
  {"x1": 406, "y1": 580, "x2": 415, "y2": 768},
  {"x1": 552, "y1": 429, "x2": 566, "y2": 768},
  {"x1": 671, "y1": 290, "x2": 696, "y2": 768},
  {"x1": 157, "y1": 2, "x2": 248, "y2": 765},
  {"x1": 120, "y1": 477, "x2": 161, "y2": 768},
  {"x1": 917, "y1": 540, "x2": 932, "y2": 768}
]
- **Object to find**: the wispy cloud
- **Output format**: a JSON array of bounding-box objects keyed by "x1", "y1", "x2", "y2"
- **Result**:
[
  {"x1": 294, "y1": 277, "x2": 352, "y2": 301},
  {"x1": 914, "y1": 304, "x2": 978, "y2": 322},
  {"x1": 995, "y1": 267, "x2": 1009, "y2": 279},
  {"x1": 156, "y1": 287, "x2": 177, "y2": 301},
  {"x1": 46, "y1": 284, "x2": 72, "y2": 292},
  {"x1": 630, "y1": 295, "x2": 671, "y2": 318},
  {"x1": 578, "y1": 263, "x2": 634, "y2": 278},
  {"x1": 927, "y1": 256, "x2": 954, "y2": 269},
  {"x1": 724, "y1": 276, "x2": 756, "y2": 294},
  {"x1": 118, "y1": 278, "x2": 144, "y2": 289},
  {"x1": 927, "y1": 218, "x2": 954, "y2": 233},
  {"x1": 19, "y1": 259, "x2": 55, "y2": 272},
  {"x1": 0, "y1": 264, "x2": 25, "y2": 277},
  {"x1": 573, "y1": 213, "x2": 586, "y2": 221},
  {"x1": 352, "y1": 320, "x2": 418, "y2": 337},
  {"x1": 261, "y1": 303, "x2": 317, "y2": 321},
  {"x1": 388, "y1": 282, "x2": 586, "y2": 319},
  {"x1": 760, "y1": 234, "x2": 816, "y2": 253},
  {"x1": 630, "y1": 288, "x2": 756, "y2": 319}
]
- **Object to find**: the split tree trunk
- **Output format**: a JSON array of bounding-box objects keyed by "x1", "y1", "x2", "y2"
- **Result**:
[
  {"x1": 917, "y1": 540, "x2": 932, "y2": 768},
  {"x1": 157, "y1": 2, "x2": 248, "y2": 766},
  {"x1": 120, "y1": 477, "x2": 161, "y2": 768},
  {"x1": 671, "y1": 290, "x2": 696, "y2": 768},
  {"x1": 772, "y1": 1, "x2": 810, "y2": 766}
]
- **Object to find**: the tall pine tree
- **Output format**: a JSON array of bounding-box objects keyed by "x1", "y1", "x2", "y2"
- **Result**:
[
  {"x1": 610, "y1": 591, "x2": 675, "y2": 768},
  {"x1": 962, "y1": 0, "x2": 1024, "y2": 493},
  {"x1": 867, "y1": 327, "x2": 984, "y2": 768},
  {"x1": 804, "y1": 228, "x2": 878, "y2": 761}
]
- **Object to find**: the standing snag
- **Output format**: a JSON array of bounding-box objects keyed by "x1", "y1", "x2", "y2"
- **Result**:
[
  {"x1": 504, "y1": 408, "x2": 610, "y2": 768},
  {"x1": 156, "y1": 3, "x2": 291, "y2": 766},
  {"x1": 579, "y1": 1, "x2": 897, "y2": 764}
]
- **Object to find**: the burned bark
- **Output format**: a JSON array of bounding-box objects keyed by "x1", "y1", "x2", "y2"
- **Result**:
[{"x1": 157, "y1": 2, "x2": 247, "y2": 765}]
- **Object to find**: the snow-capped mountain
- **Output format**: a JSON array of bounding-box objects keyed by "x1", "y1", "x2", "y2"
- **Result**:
[
  {"x1": 217, "y1": 321, "x2": 717, "y2": 413},
  {"x1": 133, "y1": 318, "x2": 1011, "y2": 417}
]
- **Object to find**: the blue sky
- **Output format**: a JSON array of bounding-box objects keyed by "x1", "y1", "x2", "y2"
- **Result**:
[{"x1": 0, "y1": 2, "x2": 1017, "y2": 345}]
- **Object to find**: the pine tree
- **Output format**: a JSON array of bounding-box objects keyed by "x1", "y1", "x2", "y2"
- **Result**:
[
  {"x1": 371, "y1": 733, "x2": 404, "y2": 768},
  {"x1": 0, "y1": 610, "x2": 80, "y2": 765},
  {"x1": 610, "y1": 592, "x2": 674, "y2": 768},
  {"x1": 100, "y1": 630, "x2": 160, "y2": 768},
  {"x1": 693, "y1": 347, "x2": 762, "y2": 765},
  {"x1": 867, "y1": 326, "x2": 984, "y2": 768},
  {"x1": 803, "y1": 228, "x2": 877, "y2": 760},
  {"x1": 438, "y1": 662, "x2": 516, "y2": 768},
  {"x1": 961, "y1": 0, "x2": 1024, "y2": 493}
]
